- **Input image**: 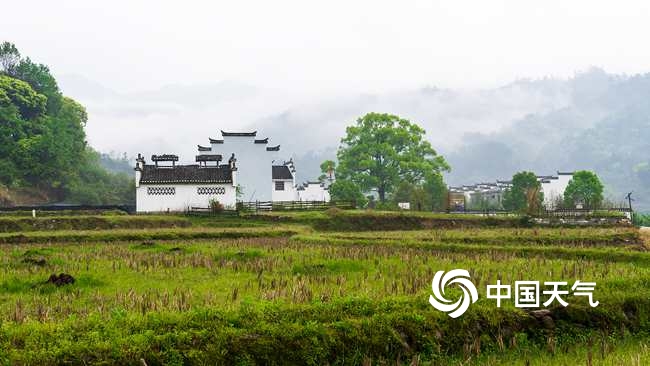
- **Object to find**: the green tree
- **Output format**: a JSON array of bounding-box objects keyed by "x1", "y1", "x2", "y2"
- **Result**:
[
  {"x1": 0, "y1": 42, "x2": 20, "y2": 75},
  {"x1": 0, "y1": 74, "x2": 46, "y2": 119},
  {"x1": 391, "y1": 180, "x2": 414, "y2": 205},
  {"x1": 424, "y1": 173, "x2": 448, "y2": 211},
  {"x1": 328, "y1": 180, "x2": 367, "y2": 207},
  {"x1": 0, "y1": 75, "x2": 48, "y2": 185},
  {"x1": 13, "y1": 57, "x2": 62, "y2": 114},
  {"x1": 318, "y1": 160, "x2": 336, "y2": 182},
  {"x1": 502, "y1": 171, "x2": 543, "y2": 213},
  {"x1": 563, "y1": 170, "x2": 604, "y2": 209},
  {"x1": 336, "y1": 113, "x2": 449, "y2": 202}
]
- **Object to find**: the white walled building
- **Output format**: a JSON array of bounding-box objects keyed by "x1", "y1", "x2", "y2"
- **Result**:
[
  {"x1": 135, "y1": 154, "x2": 238, "y2": 213},
  {"x1": 539, "y1": 172, "x2": 574, "y2": 209},
  {"x1": 198, "y1": 131, "x2": 279, "y2": 202},
  {"x1": 136, "y1": 130, "x2": 332, "y2": 212}
]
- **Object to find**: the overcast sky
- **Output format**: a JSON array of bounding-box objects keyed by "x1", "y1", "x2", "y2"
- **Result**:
[
  {"x1": 3, "y1": 0, "x2": 650, "y2": 172},
  {"x1": 4, "y1": 0, "x2": 650, "y2": 94}
]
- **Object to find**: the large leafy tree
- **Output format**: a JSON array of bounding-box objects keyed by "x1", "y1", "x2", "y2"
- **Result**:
[
  {"x1": 563, "y1": 170, "x2": 604, "y2": 209},
  {"x1": 502, "y1": 171, "x2": 543, "y2": 213},
  {"x1": 336, "y1": 113, "x2": 449, "y2": 202}
]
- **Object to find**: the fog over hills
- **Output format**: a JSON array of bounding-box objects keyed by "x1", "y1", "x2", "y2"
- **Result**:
[{"x1": 58, "y1": 68, "x2": 650, "y2": 211}]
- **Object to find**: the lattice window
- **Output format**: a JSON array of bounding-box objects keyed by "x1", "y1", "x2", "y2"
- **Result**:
[
  {"x1": 197, "y1": 187, "x2": 226, "y2": 195},
  {"x1": 275, "y1": 181, "x2": 285, "y2": 191},
  {"x1": 147, "y1": 187, "x2": 176, "y2": 195}
]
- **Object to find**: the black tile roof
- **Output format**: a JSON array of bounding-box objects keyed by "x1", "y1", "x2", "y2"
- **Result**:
[
  {"x1": 209, "y1": 138, "x2": 224, "y2": 144},
  {"x1": 221, "y1": 130, "x2": 257, "y2": 137},
  {"x1": 197, "y1": 145, "x2": 212, "y2": 152},
  {"x1": 272, "y1": 165, "x2": 293, "y2": 180},
  {"x1": 266, "y1": 145, "x2": 280, "y2": 151},
  {"x1": 140, "y1": 165, "x2": 233, "y2": 184},
  {"x1": 254, "y1": 138, "x2": 269, "y2": 144}
]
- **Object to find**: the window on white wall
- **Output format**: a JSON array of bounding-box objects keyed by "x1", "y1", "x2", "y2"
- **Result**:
[
  {"x1": 275, "y1": 181, "x2": 285, "y2": 191},
  {"x1": 147, "y1": 187, "x2": 176, "y2": 195}
]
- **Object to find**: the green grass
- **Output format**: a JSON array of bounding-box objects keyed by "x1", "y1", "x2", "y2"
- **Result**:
[
  {"x1": 0, "y1": 215, "x2": 192, "y2": 233},
  {"x1": 0, "y1": 226, "x2": 302, "y2": 244},
  {"x1": 0, "y1": 214, "x2": 648, "y2": 364}
]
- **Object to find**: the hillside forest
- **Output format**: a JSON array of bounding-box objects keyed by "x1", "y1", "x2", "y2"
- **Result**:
[{"x1": 0, "y1": 42, "x2": 133, "y2": 205}]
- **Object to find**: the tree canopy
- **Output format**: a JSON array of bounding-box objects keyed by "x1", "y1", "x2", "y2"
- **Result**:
[
  {"x1": 318, "y1": 160, "x2": 336, "y2": 182},
  {"x1": 335, "y1": 113, "x2": 449, "y2": 202},
  {"x1": 502, "y1": 171, "x2": 543, "y2": 213},
  {"x1": 328, "y1": 180, "x2": 367, "y2": 207},
  {"x1": 563, "y1": 170, "x2": 604, "y2": 209}
]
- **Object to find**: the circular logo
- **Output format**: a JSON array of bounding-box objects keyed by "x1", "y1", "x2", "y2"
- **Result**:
[{"x1": 429, "y1": 269, "x2": 478, "y2": 318}]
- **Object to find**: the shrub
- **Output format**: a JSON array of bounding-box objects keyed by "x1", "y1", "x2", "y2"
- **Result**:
[
  {"x1": 209, "y1": 199, "x2": 224, "y2": 213},
  {"x1": 633, "y1": 213, "x2": 650, "y2": 226}
]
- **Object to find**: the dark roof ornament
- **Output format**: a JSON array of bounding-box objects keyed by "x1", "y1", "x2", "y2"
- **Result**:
[
  {"x1": 228, "y1": 153, "x2": 237, "y2": 170},
  {"x1": 135, "y1": 153, "x2": 145, "y2": 171},
  {"x1": 221, "y1": 130, "x2": 257, "y2": 137},
  {"x1": 151, "y1": 154, "x2": 179, "y2": 162},
  {"x1": 196, "y1": 154, "x2": 222, "y2": 162},
  {"x1": 151, "y1": 154, "x2": 179, "y2": 167},
  {"x1": 196, "y1": 155, "x2": 223, "y2": 167}
]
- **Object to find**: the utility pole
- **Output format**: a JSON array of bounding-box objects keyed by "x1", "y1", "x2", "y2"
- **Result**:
[
  {"x1": 625, "y1": 192, "x2": 635, "y2": 223},
  {"x1": 625, "y1": 192, "x2": 634, "y2": 213}
]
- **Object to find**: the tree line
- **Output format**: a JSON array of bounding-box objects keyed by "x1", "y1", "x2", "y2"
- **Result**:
[{"x1": 322, "y1": 112, "x2": 606, "y2": 213}]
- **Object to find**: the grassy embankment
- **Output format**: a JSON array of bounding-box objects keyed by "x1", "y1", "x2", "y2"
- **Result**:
[{"x1": 0, "y1": 210, "x2": 647, "y2": 365}]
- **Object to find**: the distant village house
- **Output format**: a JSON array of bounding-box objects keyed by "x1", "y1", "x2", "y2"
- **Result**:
[{"x1": 448, "y1": 171, "x2": 574, "y2": 211}]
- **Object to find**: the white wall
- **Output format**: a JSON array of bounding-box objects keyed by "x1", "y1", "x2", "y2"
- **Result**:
[
  {"x1": 298, "y1": 183, "x2": 330, "y2": 202},
  {"x1": 541, "y1": 174, "x2": 573, "y2": 209},
  {"x1": 272, "y1": 179, "x2": 298, "y2": 201},
  {"x1": 136, "y1": 184, "x2": 236, "y2": 212},
  {"x1": 210, "y1": 136, "x2": 275, "y2": 201}
]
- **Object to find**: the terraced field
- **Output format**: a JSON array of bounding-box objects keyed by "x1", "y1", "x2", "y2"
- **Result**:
[{"x1": 0, "y1": 212, "x2": 647, "y2": 365}]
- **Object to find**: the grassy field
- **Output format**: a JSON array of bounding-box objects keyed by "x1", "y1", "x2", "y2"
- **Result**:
[{"x1": 0, "y1": 211, "x2": 648, "y2": 365}]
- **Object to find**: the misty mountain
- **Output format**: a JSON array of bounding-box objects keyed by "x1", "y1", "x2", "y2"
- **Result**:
[
  {"x1": 56, "y1": 68, "x2": 650, "y2": 210},
  {"x1": 446, "y1": 68, "x2": 650, "y2": 211}
]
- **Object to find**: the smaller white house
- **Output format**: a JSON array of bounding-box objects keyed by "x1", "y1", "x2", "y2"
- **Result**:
[
  {"x1": 135, "y1": 153, "x2": 238, "y2": 213},
  {"x1": 272, "y1": 160, "x2": 298, "y2": 202}
]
